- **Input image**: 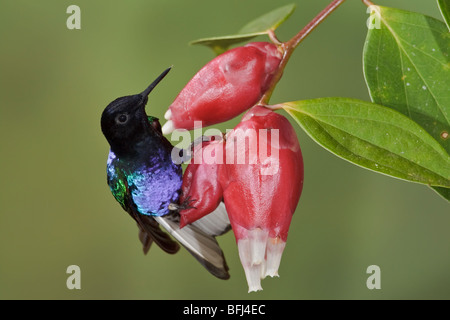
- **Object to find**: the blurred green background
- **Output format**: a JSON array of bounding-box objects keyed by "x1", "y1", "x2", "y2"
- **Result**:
[{"x1": 1, "y1": 0, "x2": 449, "y2": 300}]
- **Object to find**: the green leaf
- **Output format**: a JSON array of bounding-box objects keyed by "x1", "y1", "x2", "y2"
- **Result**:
[
  {"x1": 363, "y1": 5, "x2": 450, "y2": 151},
  {"x1": 433, "y1": 185, "x2": 450, "y2": 201},
  {"x1": 363, "y1": 5, "x2": 450, "y2": 200},
  {"x1": 433, "y1": 186, "x2": 450, "y2": 201},
  {"x1": 190, "y1": 34, "x2": 261, "y2": 56},
  {"x1": 238, "y1": 4, "x2": 296, "y2": 34},
  {"x1": 190, "y1": 4, "x2": 295, "y2": 55},
  {"x1": 281, "y1": 98, "x2": 450, "y2": 188},
  {"x1": 438, "y1": 0, "x2": 450, "y2": 31}
]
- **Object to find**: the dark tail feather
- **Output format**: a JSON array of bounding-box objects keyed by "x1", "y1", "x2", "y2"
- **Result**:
[
  {"x1": 137, "y1": 223, "x2": 153, "y2": 254},
  {"x1": 134, "y1": 212, "x2": 180, "y2": 254}
]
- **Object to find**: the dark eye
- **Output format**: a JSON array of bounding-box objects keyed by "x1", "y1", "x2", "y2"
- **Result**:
[{"x1": 116, "y1": 114, "x2": 128, "y2": 124}]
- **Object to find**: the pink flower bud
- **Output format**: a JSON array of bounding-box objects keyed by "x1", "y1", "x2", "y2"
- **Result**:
[{"x1": 162, "y1": 43, "x2": 282, "y2": 134}]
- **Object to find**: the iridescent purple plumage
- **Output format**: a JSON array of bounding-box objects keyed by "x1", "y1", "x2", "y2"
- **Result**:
[
  {"x1": 107, "y1": 149, "x2": 182, "y2": 217},
  {"x1": 128, "y1": 157, "x2": 182, "y2": 217}
]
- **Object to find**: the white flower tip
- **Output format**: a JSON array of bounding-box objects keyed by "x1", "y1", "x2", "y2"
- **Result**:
[
  {"x1": 248, "y1": 283, "x2": 263, "y2": 293},
  {"x1": 264, "y1": 238, "x2": 286, "y2": 278},
  {"x1": 237, "y1": 229, "x2": 287, "y2": 293},
  {"x1": 164, "y1": 108, "x2": 172, "y2": 120},
  {"x1": 161, "y1": 120, "x2": 175, "y2": 135},
  {"x1": 249, "y1": 228, "x2": 268, "y2": 265},
  {"x1": 244, "y1": 262, "x2": 263, "y2": 293}
]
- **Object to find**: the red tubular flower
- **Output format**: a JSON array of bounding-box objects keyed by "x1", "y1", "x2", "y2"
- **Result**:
[
  {"x1": 179, "y1": 105, "x2": 303, "y2": 292},
  {"x1": 179, "y1": 139, "x2": 225, "y2": 228},
  {"x1": 162, "y1": 42, "x2": 282, "y2": 134},
  {"x1": 220, "y1": 106, "x2": 303, "y2": 292}
]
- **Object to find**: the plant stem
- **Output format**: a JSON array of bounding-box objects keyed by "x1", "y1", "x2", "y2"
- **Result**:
[
  {"x1": 362, "y1": 0, "x2": 375, "y2": 7},
  {"x1": 268, "y1": 29, "x2": 282, "y2": 46},
  {"x1": 259, "y1": 0, "x2": 347, "y2": 105},
  {"x1": 287, "y1": 0, "x2": 347, "y2": 50}
]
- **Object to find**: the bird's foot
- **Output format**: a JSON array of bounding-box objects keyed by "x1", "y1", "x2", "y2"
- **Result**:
[{"x1": 169, "y1": 196, "x2": 197, "y2": 212}]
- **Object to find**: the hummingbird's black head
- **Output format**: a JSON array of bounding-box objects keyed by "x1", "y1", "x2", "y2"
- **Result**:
[{"x1": 101, "y1": 67, "x2": 171, "y2": 156}]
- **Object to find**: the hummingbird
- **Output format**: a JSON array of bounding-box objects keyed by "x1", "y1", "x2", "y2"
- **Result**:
[{"x1": 100, "y1": 67, "x2": 230, "y2": 279}]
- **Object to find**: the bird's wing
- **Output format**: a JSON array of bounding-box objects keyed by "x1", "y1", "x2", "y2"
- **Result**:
[
  {"x1": 131, "y1": 208, "x2": 180, "y2": 254},
  {"x1": 155, "y1": 208, "x2": 230, "y2": 280},
  {"x1": 190, "y1": 202, "x2": 231, "y2": 237}
]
